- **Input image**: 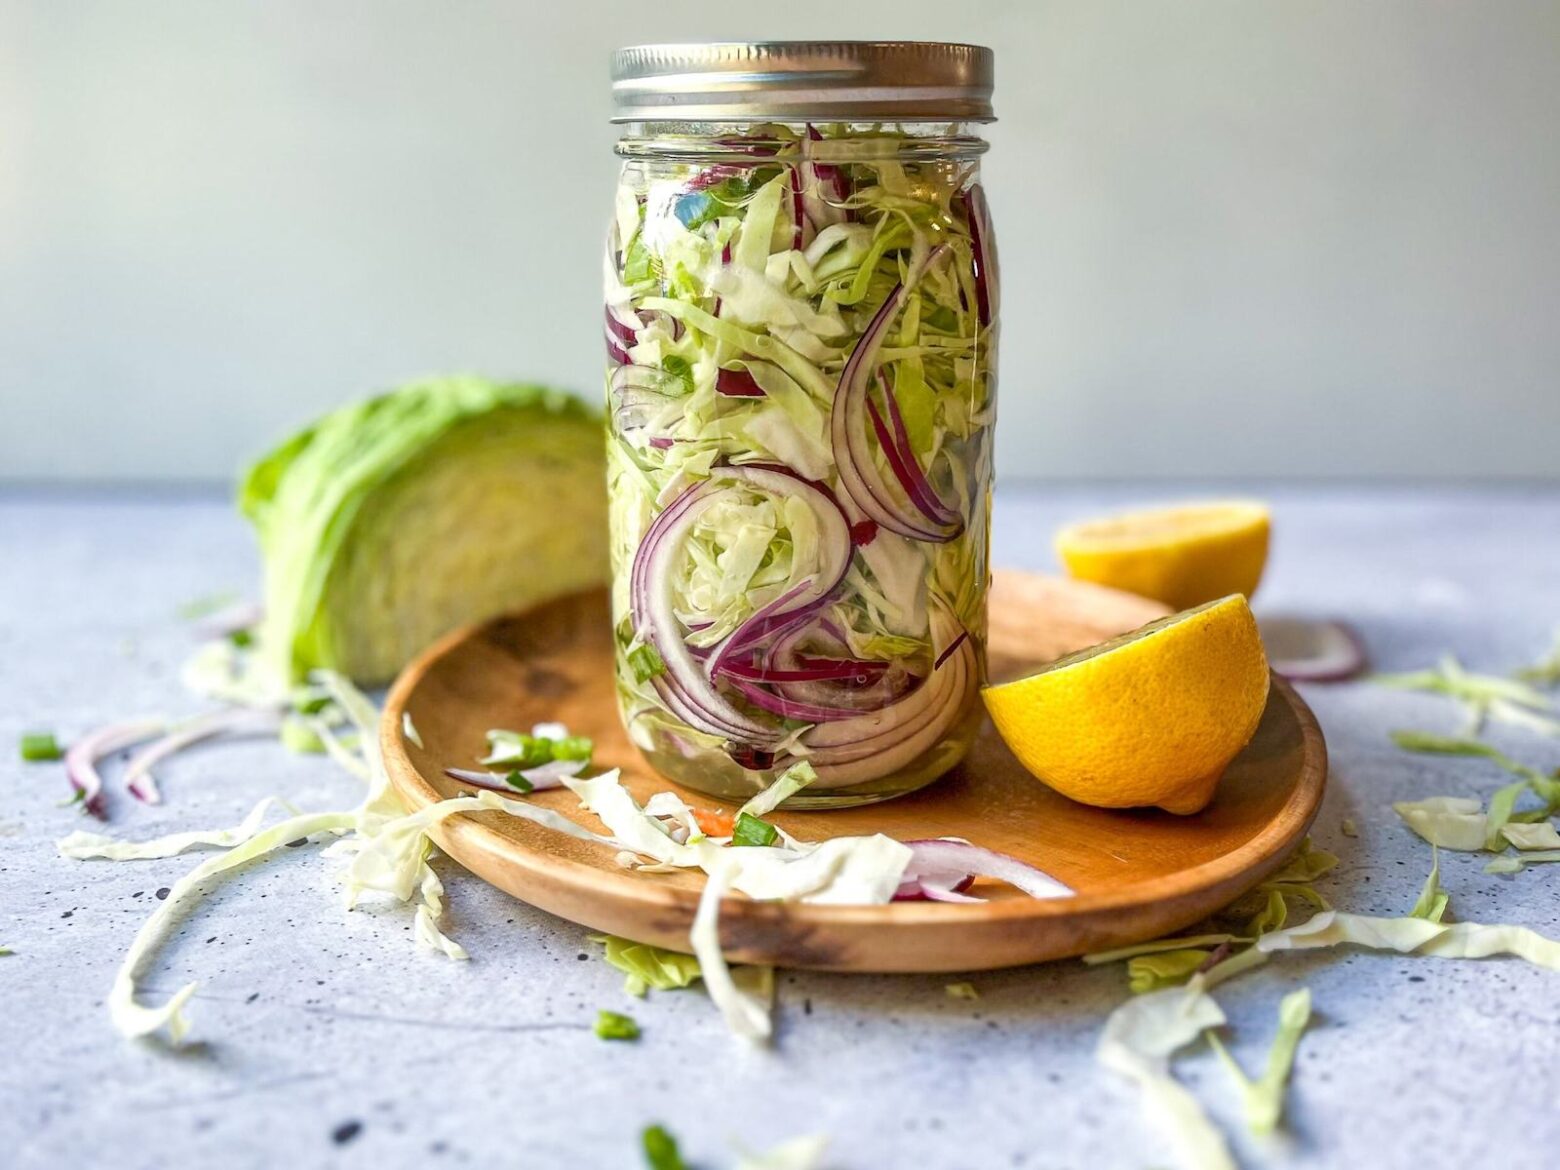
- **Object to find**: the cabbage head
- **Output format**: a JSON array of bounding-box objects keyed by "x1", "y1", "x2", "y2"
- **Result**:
[{"x1": 240, "y1": 377, "x2": 607, "y2": 685}]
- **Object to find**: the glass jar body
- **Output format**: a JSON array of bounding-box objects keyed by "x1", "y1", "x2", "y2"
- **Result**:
[{"x1": 604, "y1": 121, "x2": 999, "y2": 809}]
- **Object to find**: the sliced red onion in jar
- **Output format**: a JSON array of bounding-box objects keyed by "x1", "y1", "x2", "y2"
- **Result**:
[
  {"x1": 830, "y1": 246, "x2": 962, "y2": 543},
  {"x1": 962, "y1": 183, "x2": 999, "y2": 329},
  {"x1": 630, "y1": 465, "x2": 853, "y2": 744},
  {"x1": 605, "y1": 306, "x2": 639, "y2": 345},
  {"x1": 716, "y1": 368, "x2": 766, "y2": 398},
  {"x1": 787, "y1": 165, "x2": 811, "y2": 249},
  {"x1": 864, "y1": 371, "x2": 962, "y2": 532},
  {"x1": 800, "y1": 125, "x2": 850, "y2": 228},
  {"x1": 754, "y1": 619, "x2": 918, "y2": 712},
  {"x1": 801, "y1": 602, "x2": 977, "y2": 788}
]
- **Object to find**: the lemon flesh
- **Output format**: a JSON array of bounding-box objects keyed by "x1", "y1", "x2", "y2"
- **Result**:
[
  {"x1": 1055, "y1": 501, "x2": 1270, "y2": 611},
  {"x1": 981, "y1": 595, "x2": 1270, "y2": 815}
]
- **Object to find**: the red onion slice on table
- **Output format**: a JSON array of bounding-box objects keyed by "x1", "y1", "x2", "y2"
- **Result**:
[
  {"x1": 65, "y1": 718, "x2": 167, "y2": 818},
  {"x1": 123, "y1": 708, "x2": 284, "y2": 805},
  {"x1": 1258, "y1": 616, "x2": 1367, "y2": 682}
]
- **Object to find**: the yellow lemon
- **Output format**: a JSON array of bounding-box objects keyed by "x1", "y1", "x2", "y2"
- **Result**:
[
  {"x1": 981, "y1": 594, "x2": 1270, "y2": 815},
  {"x1": 1055, "y1": 501, "x2": 1270, "y2": 610}
]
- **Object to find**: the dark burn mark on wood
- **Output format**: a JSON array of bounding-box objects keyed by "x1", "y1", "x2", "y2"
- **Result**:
[{"x1": 650, "y1": 903, "x2": 850, "y2": 969}]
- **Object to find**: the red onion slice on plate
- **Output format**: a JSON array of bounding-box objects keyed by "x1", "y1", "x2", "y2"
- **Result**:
[
  {"x1": 445, "y1": 758, "x2": 585, "y2": 794},
  {"x1": 895, "y1": 838, "x2": 1074, "y2": 902},
  {"x1": 1258, "y1": 616, "x2": 1367, "y2": 682}
]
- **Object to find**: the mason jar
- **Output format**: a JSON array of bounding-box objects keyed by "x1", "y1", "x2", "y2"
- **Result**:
[{"x1": 604, "y1": 42, "x2": 999, "y2": 809}]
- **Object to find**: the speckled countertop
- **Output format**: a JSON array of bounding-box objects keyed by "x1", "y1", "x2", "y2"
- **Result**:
[{"x1": 3, "y1": 484, "x2": 1558, "y2": 1170}]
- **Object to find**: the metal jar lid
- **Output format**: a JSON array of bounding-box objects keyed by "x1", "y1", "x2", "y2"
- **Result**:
[{"x1": 610, "y1": 41, "x2": 994, "y2": 124}]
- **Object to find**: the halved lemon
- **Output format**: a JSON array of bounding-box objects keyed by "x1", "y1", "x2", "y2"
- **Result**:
[
  {"x1": 981, "y1": 594, "x2": 1270, "y2": 815},
  {"x1": 1055, "y1": 501, "x2": 1270, "y2": 610}
]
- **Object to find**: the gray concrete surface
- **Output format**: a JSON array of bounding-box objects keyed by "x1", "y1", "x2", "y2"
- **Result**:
[{"x1": 3, "y1": 483, "x2": 1558, "y2": 1169}]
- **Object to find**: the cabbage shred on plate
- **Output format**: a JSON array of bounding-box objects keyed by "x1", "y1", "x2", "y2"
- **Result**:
[{"x1": 605, "y1": 123, "x2": 999, "y2": 799}]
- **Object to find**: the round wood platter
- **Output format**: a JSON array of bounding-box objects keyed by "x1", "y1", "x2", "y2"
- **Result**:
[{"x1": 381, "y1": 570, "x2": 1327, "y2": 973}]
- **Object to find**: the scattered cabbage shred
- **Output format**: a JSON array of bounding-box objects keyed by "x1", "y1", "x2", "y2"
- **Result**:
[
  {"x1": 63, "y1": 672, "x2": 519, "y2": 1042},
  {"x1": 1096, "y1": 840, "x2": 1560, "y2": 1169}
]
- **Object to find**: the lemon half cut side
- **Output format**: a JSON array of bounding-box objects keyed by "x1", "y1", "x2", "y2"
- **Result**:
[{"x1": 981, "y1": 594, "x2": 1271, "y2": 815}]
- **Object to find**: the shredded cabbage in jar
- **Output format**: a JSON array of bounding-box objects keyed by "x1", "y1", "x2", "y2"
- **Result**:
[{"x1": 606, "y1": 123, "x2": 997, "y2": 799}]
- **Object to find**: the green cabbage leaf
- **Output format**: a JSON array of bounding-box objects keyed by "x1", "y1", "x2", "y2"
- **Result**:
[{"x1": 241, "y1": 377, "x2": 607, "y2": 685}]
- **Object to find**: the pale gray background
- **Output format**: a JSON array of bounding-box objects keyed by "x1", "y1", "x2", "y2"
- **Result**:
[{"x1": 3, "y1": 0, "x2": 1558, "y2": 483}]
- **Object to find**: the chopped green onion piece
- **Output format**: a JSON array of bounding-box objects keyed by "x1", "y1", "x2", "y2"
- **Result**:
[
  {"x1": 552, "y1": 735, "x2": 594, "y2": 762},
  {"x1": 20, "y1": 732, "x2": 63, "y2": 762},
  {"x1": 484, "y1": 729, "x2": 593, "y2": 768},
  {"x1": 731, "y1": 812, "x2": 779, "y2": 848},
  {"x1": 485, "y1": 733, "x2": 552, "y2": 768},
  {"x1": 1517, "y1": 632, "x2": 1560, "y2": 687},
  {"x1": 641, "y1": 1124, "x2": 688, "y2": 1170},
  {"x1": 944, "y1": 981, "x2": 979, "y2": 1000},
  {"x1": 595, "y1": 1009, "x2": 641, "y2": 1041},
  {"x1": 504, "y1": 771, "x2": 534, "y2": 795},
  {"x1": 293, "y1": 691, "x2": 333, "y2": 716},
  {"x1": 628, "y1": 643, "x2": 666, "y2": 684},
  {"x1": 227, "y1": 628, "x2": 254, "y2": 649},
  {"x1": 660, "y1": 354, "x2": 695, "y2": 395}
]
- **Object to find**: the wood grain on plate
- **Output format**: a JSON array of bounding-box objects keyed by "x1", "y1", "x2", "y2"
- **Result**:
[{"x1": 381, "y1": 570, "x2": 1326, "y2": 972}]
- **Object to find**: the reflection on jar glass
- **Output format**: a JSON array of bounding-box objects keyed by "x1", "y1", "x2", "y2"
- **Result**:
[{"x1": 605, "y1": 44, "x2": 999, "y2": 808}]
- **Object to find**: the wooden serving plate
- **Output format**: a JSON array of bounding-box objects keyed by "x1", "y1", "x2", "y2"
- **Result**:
[{"x1": 381, "y1": 570, "x2": 1326, "y2": 972}]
